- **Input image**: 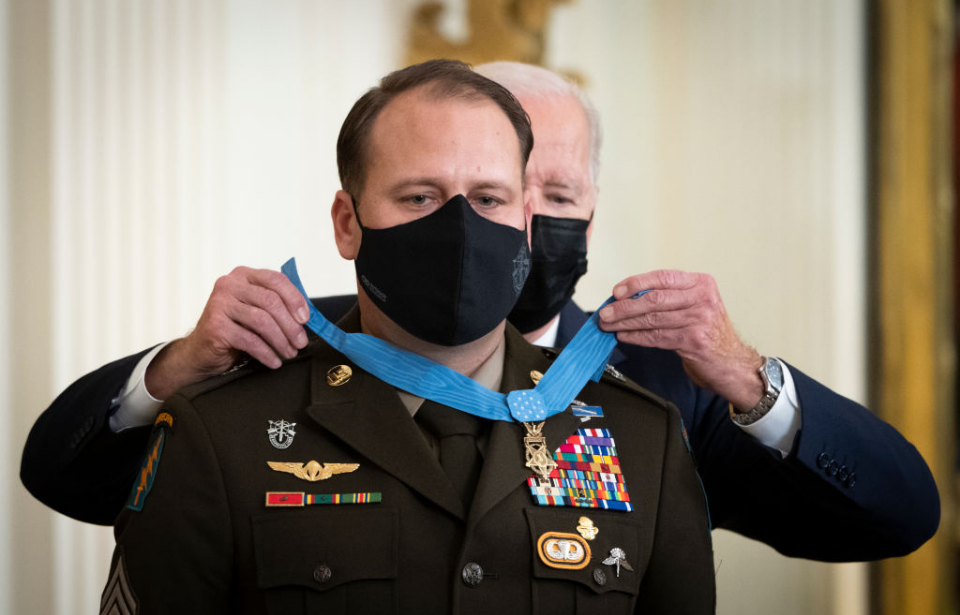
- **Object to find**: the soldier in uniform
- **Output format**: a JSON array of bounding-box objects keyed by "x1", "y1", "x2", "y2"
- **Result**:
[{"x1": 100, "y1": 60, "x2": 716, "y2": 614}]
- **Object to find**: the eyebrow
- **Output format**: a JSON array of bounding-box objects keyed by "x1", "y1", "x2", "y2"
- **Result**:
[
  {"x1": 542, "y1": 179, "x2": 584, "y2": 194},
  {"x1": 388, "y1": 178, "x2": 517, "y2": 196}
]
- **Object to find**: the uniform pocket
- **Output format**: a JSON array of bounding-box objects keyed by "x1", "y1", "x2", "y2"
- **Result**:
[
  {"x1": 525, "y1": 507, "x2": 646, "y2": 615},
  {"x1": 251, "y1": 507, "x2": 399, "y2": 614}
]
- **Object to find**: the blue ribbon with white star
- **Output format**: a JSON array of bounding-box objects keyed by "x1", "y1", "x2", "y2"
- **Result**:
[{"x1": 282, "y1": 258, "x2": 647, "y2": 423}]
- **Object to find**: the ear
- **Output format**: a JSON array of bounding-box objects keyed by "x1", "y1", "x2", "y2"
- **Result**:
[
  {"x1": 331, "y1": 190, "x2": 362, "y2": 260},
  {"x1": 585, "y1": 189, "x2": 598, "y2": 246},
  {"x1": 523, "y1": 190, "x2": 534, "y2": 250}
]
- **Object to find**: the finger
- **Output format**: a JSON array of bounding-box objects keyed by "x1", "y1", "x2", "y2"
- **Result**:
[
  {"x1": 241, "y1": 283, "x2": 310, "y2": 349},
  {"x1": 615, "y1": 328, "x2": 691, "y2": 352},
  {"x1": 598, "y1": 307, "x2": 694, "y2": 333},
  {"x1": 599, "y1": 288, "x2": 702, "y2": 324},
  {"x1": 219, "y1": 320, "x2": 285, "y2": 369},
  {"x1": 245, "y1": 268, "x2": 312, "y2": 325},
  {"x1": 224, "y1": 301, "x2": 301, "y2": 360},
  {"x1": 612, "y1": 270, "x2": 701, "y2": 300},
  {"x1": 219, "y1": 272, "x2": 308, "y2": 349}
]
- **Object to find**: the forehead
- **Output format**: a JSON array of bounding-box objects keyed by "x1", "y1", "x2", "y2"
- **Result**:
[
  {"x1": 365, "y1": 86, "x2": 523, "y2": 182},
  {"x1": 520, "y1": 94, "x2": 591, "y2": 178}
]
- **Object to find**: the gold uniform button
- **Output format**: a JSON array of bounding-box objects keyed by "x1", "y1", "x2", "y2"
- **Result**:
[
  {"x1": 326, "y1": 365, "x2": 353, "y2": 386},
  {"x1": 530, "y1": 370, "x2": 543, "y2": 385}
]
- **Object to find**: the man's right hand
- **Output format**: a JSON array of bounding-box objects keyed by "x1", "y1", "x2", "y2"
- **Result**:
[{"x1": 144, "y1": 267, "x2": 311, "y2": 400}]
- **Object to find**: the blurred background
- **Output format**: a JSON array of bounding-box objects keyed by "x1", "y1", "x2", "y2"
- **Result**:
[{"x1": 1, "y1": 0, "x2": 956, "y2": 613}]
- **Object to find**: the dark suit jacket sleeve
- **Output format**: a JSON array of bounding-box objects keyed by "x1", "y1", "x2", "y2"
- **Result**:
[
  {"x1": 20, "y1": 294, "x2": 358, "y2": 526},
  {"x1": 558, "y1": 300, "x2": 939, "y2": 561},
  {"x1": 689, "y1": 362, "x2": 940, "y2": 561},
  {"x1": 109, "y1": 394, "x2": 233, "y2": 614},
  {"x1": 20, "y1": 348, "x2": 157, "y2": 525}
]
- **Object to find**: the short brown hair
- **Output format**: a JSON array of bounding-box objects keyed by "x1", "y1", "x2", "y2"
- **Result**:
[{"x1": 336, "y1": 59, "x2": 534, "y2": 198}]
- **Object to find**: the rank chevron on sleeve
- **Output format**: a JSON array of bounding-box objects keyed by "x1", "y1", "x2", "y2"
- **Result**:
[{"x1": 281, "y1": 258, "x2": 649, "y2": 427}]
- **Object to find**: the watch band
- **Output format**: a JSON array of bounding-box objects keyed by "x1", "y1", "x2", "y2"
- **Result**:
[
  {"x1": 730, "y1": 357, "x2": 783, "y2": 426},
  {"x1": 729, "y1": 395, "x2": 777, "y2": 425}
]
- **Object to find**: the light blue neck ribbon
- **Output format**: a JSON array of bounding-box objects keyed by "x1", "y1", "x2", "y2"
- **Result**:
[{"x1": 282, "y1": 258, "x2": 646, "y2": 423}]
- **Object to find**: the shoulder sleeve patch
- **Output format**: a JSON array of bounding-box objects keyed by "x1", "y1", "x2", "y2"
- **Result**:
[
  {"x1": 125, "y1": 427, "x2": 166, "y2": 512},
  {"x1": 154, "y1": 411, "x2": 174, "y2": 430},
  {"x1": 101, "y1": 549, "x2": 139, "y2": 615}
]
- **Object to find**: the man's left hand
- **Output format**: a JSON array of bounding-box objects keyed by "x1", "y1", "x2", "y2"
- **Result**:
[{"x1": 597, "y1": 270, "x2": 764, "y2": 410}]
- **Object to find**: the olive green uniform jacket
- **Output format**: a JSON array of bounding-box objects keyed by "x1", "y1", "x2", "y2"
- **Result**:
[{"x1": 105, "y1": 315, "x2": 715, "y2": 614}]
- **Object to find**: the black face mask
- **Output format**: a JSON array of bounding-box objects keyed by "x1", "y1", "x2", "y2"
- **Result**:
[
  {"x1": 354, "y1": 194, "x2": 530, "y2": 346},
  {"x1": 507, "y1": 214, "x2": 589, "y2": 334}
]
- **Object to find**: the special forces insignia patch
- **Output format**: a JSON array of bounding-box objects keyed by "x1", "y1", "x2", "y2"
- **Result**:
[
  {"x1": 267, "y1": 419, "x2": 297, "y2": 449},
  {"x1": 527, "y1": 428, "x2": 633, "y2": 511},
  {"x1": 126, "y1": 427, "x2": 166, "y2": 512}
]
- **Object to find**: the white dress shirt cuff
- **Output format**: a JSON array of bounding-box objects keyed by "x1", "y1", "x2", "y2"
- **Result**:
[
  {"x1": 108, "y1": 342, "x2": 170, "y2": 433},
  {"x1": 733, "y1": 360, "x2": 801, "y2": 457}
]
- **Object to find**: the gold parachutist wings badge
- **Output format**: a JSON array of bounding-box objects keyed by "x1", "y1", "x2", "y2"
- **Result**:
[{"x1": 267, "y1": 460, "x2": 360, "y2": 482}]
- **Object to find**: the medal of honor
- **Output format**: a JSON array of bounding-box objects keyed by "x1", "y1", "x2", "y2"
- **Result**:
[{"x1": 524, "y1": 421, "x2": 557, "y2": 481}]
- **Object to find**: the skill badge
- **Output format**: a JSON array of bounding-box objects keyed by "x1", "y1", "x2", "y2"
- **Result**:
[
  {"x1": 267, "y1": 460, "x2": 359, "y2": 482},
  {"x1": 536, "y1": 531, "x2": 591, "y2": 570}
]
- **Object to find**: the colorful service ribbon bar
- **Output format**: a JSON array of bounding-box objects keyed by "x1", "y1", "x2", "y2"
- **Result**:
[
  {"x1": 265, "y1": 491, "x2": 382, "y2": 507},
  {"x1": 527, "y1": 428, "x2": 633, "y2": 512}
]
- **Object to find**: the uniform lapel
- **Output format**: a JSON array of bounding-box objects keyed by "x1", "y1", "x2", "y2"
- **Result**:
[
  {"x1": 468, "y1": 326, "x2": 581, "y2": 528},
  {"x1": 303, "y1": 307, "x2": 465, "y2": 521}
]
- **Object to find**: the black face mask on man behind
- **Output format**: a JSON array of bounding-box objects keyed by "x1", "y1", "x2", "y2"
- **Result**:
[
  {"x1": 507, "y1": 214, "x2": 589, "y2": 334},
  {"x1": 354, "y1": 194, "x2": 530, "y2": 346}
]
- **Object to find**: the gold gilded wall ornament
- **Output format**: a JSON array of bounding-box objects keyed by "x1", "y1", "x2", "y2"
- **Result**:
[
  {"x1": 406, "y1": 0, "x2": 577, "y2": 71},
  {"x1": 267, "y1": 460, "x2": 360, "y2": 482}
]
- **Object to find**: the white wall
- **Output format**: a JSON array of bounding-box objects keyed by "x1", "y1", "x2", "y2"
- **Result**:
[
  {"x1": 553, "y1": 3, "x2": 867, "y2": 613},
  {"x1": 3, "y1": 1, "x2": 866, "y2": 613},
  {"x1": 0, "y1": 0, "x2": 12, "y2": 613}
]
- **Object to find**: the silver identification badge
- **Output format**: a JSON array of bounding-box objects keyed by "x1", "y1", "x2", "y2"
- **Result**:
[{"x1": 267, "y1": 419, "x2": 297, "y2": 450}]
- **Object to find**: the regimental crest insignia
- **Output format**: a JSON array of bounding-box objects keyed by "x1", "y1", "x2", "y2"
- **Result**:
[
  {"x1": 126, "y1": 428, "x2": 166, "y2": 512},
  {"x1": 511, "y1": 243, "x2": 531, "y2": 293},
  {"x1": 267, "y1": 419, "x2": 297, "y2": 449},
  {"x1": 527, "y1": 428, "x2": 633, "y2": 512}
]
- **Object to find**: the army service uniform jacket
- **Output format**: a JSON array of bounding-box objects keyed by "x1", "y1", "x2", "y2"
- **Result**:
[{"x1": 105, "y1": 317, "x2": 715, "y2": 614}]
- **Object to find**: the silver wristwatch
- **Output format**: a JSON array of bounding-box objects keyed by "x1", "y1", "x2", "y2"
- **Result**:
[{"x1": 730, "y1": 356, "x2": 783, "y2": 426}]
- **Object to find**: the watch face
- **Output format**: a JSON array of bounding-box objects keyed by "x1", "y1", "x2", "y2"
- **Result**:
[{"x1": 765, "y1": 358, "x2": 784, "y2": 388}]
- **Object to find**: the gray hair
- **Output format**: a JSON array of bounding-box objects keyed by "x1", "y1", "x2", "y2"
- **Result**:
[{"x1": 475, "y1": 61, "x2": 602, "y2": 188}]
